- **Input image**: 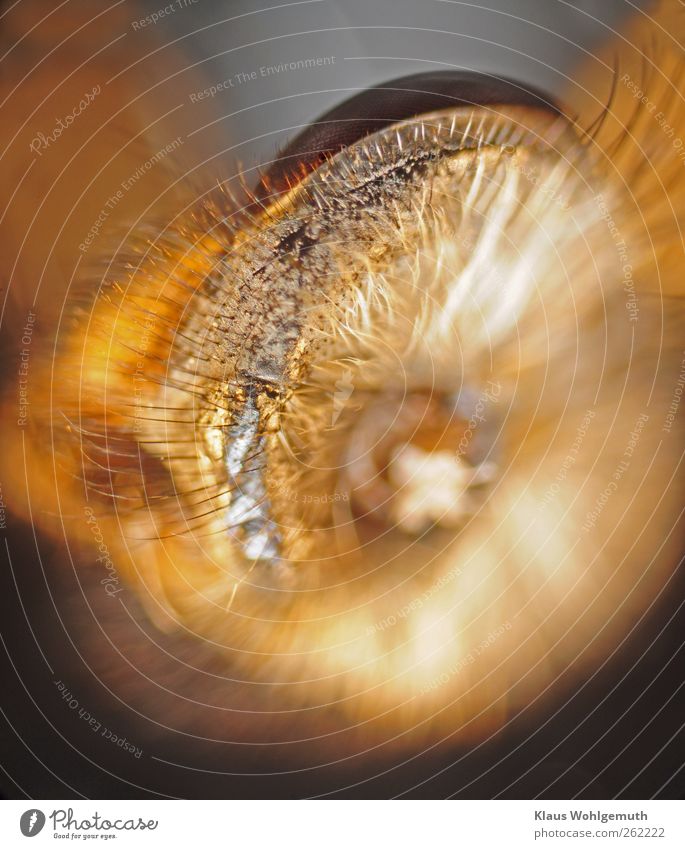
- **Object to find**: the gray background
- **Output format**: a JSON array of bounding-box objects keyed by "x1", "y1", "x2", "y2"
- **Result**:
[{"x1": 150, "y1": 0, "x2": 646, "y2": 172}]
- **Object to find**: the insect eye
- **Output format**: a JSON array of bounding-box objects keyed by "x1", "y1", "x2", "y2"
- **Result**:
[{"x1": 257, "y1": 70, "x2": 558, "y2": 199}]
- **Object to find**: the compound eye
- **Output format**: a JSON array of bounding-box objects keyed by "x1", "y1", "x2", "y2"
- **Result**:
[{"x1": 257, "y1": 70, "x2": 558, "y2": 200}]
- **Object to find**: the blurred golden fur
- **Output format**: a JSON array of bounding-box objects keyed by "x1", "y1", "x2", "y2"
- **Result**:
[{"x1": 2, "y1": 1, "x2": 685, "y2": 756}]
